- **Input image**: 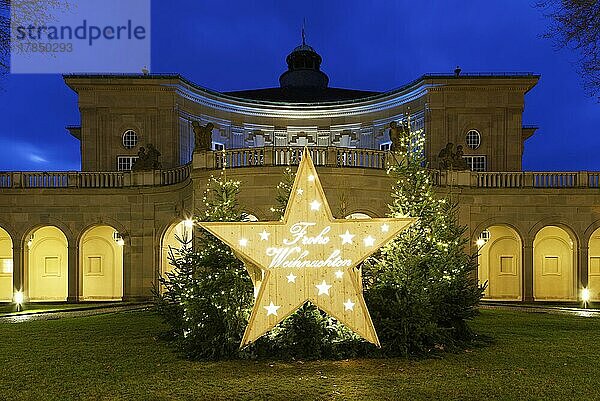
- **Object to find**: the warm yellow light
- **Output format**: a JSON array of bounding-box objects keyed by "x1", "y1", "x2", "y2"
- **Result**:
[
  {"x1": 582, "y1": 288, "x2": 591, "y2": 303},
  {"x1": 14, "y1": 291, "x2": 24, "y2": 305},
  {"x1": 476, "y1": 238, "x2": 486, "y2": 247},
  {"x1": 183, "y1": 219, "x2": 194, "y2": 229}
]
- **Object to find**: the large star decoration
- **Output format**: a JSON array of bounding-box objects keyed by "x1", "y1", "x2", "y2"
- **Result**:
[{"x1": 199, "y1": 148, "x2": 416, "y2": 347}]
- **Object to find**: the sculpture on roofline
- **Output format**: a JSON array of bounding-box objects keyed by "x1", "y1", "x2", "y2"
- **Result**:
[
  {"x1": 192, "y1": 121, "x2": 214, "y2": 152},
  {"x1": 389, "y1": 120, "x2": 408, "y2": 152},
  {"x1": 438, "y1": 142, "x2": 468, "y2": 170},
  {"x1": 132, "y1": 143, "x2": 162, "y2": 171}
]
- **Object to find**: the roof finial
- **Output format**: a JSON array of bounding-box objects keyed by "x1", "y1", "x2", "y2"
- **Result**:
[{"x1": 302, "y1": 18, "x2": 306, "y2": 45}]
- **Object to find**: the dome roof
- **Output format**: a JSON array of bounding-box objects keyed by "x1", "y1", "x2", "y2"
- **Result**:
[
  {"x1": 279, "y1": 37, "x2": 328, "y2": 90},
  {"x1": 292, "y1": 43, "x2": 316, "y2": 53}
]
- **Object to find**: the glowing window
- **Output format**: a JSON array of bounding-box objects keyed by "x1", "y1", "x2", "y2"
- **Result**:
[
  {"x1": 466, "y1": 130, "x2": 481, "y2": 150},
  {"x1": 0, "y1": 258, "x2": 12, "y2": 274},
  {"x1": 122, "y1": 130, "x2": 138, "y2": 149},
  {"x1": 500, "y1": 256, "x2": 514, "y2": 274}
]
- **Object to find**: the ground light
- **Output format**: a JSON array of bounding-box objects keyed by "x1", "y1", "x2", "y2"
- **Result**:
[
  {"x1": 14, "y1": 291, "x2": 24, "y2": 312},
  {"x1": 582, "y1": 288, "x2": 590, "y2": 308}
]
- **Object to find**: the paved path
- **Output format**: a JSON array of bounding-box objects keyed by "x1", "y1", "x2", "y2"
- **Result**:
[
  {"x1": 2, "y1": 302, "x2": 598, "y2": 324},
  {"x1": 0, "y1": 303, "x2": 152, "y2": 323},
  {"x1": 480, "y1": 302, "x2": 600, "y2": 318}
]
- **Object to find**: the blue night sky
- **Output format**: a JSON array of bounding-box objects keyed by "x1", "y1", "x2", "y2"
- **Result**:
[{"x1": 0, "y1": 0, "x2": 597, "y2": 171}]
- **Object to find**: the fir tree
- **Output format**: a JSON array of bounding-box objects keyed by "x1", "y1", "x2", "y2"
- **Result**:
[
  {"x1": 155, "y1": 173, "x2": 254, "y2": 360},
  {"x1": 364, "y1": 119, "x2": 484, "y2": 356}
]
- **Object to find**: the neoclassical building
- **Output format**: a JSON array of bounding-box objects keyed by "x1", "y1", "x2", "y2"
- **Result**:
[{"x1": 0, "y1": 40, "x2": 597, "y2": 304}]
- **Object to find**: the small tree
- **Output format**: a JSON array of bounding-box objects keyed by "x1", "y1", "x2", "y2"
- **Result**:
[
  {"x1": 364, "y1": 120, "x2": 483, "y2": 356},
  {"x1": 155, "y1": 174, "x2": 254, "y2": 360}
]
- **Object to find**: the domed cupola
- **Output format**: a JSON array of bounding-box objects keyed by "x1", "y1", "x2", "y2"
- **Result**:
[{"x1": 279, "y1": 29, "x2": 329, "y2": 89}]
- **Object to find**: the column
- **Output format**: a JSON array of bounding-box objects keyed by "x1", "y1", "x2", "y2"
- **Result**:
[
  {"x1": 523, "y1": 244, "x2": 534, "y2": 301},
  {"x1": 67, "y1": 240, "x2": 79, "y2": 302}
]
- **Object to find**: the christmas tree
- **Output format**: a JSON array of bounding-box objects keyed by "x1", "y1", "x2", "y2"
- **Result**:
[
  {"x1": 155, "y1": 173, "x2": 254, "y2": 360},
  {"x1": 364, "y1": 118, "x2": 484, "y2": 356}
]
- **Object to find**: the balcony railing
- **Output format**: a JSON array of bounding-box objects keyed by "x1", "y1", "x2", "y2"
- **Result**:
[
  {"x1": 447, "y1": 171, "x2": 600, "y2": 189},
  {"x1": 212, "y1": 146, "x2": 388, "y2": 169},
  {"x1": 0, "y1": 164, "x2": 191, "y2": 189}
]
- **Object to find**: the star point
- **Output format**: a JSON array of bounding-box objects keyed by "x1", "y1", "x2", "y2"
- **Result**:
[
  {"x1": 239, "y1": 238, "x2": 248, "y2": 247},
  {"x1": 316, "y1": 280, "x2": 332, "y2": 296},
  {"x1": 335, "y1": 270, "x2": 344, "y2": 279},
  {"x1": 344, "y1": 299, "x2": 355, "y2": 311},
  {"x1": 310, "y1": 200, "x2": 321, "y2": 211},
  {"x1": 259, "y1": 230, "x2": 270, "y2": 241},
  {"x1": 381, "y1": 223, "x2": 390, "y2": 233},
  {"x1": 296, "y1": 188, "x2": 304, "y2": 196},
  {"x1": 363, "y1": 236, "x2": 375, "y2": 247},
  {"x1": 308, "y1": 174, "x2": 315, "y2": 182},
  {"x1": 287, "y1": 273, "x2": 297, "y2": 283}
]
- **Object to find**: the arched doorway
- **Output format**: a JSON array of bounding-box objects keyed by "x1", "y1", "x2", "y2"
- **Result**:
[
  {"x1": 27, "y1": 226, "x2": 68, "y2": 301},
  {"x1": 161, "y1": 221, "x2": 193, "y2": 278},
  {"x1": 587, "y1": 227, "x2": 600, "y2": 301},
  {"x1": 0, "y1": 227, "x2": 13, "y2": 301},
  {"x1": 80, "y1": 226, "x2": 123, "y2": 301},
  {"x1": 477, "y1": 226, "x2": 522, "y2": 300},
  {"x1": 533, "y1": 226, "x2": 576, "y2": 300}
]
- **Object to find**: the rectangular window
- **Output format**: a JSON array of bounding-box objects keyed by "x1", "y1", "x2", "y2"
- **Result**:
[
  {"x1": 499, "y1": 256, "x2": 514, "y2": 274},
  {"x1": 86, "y1": 256, "x2": 103, "y2": 275},
  {"x1": 212, "y1": 142, "x2": 225, "y2": 151},
  {"x1": 590, "y1": 257, "x2": 600, "y2": 275},
  {"x1": 542, "y1": 256, "x2": 560, "y2": 275},
  {"x1": 0, "y1": 258, "x2": 12, "y2": 275},
  {"x1": 463, "y1": 155, "x2": 487, "y2": 172},
  {"x1": 44, "y1": 256, "x2": 60, "y2": 276},
  {"x1": 117, "y1": 156, "x2": 139, "y2": 171},
  {"x1": 379, "y1": 142, "x2": 391, "y2": 151}
]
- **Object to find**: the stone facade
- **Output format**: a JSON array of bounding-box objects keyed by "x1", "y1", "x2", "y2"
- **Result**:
[{"x1": 4, "y1": 43, "x2": 594, "y2": 304}]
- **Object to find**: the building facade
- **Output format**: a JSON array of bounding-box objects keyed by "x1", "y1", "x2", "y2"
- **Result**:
[{"x1": 0, "y1": 42, "x2": 597, "y2": 304}]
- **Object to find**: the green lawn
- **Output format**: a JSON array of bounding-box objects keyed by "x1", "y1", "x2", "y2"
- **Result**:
[{"x1": 0, "y1": 309, "x2": 599, "y2": 401}]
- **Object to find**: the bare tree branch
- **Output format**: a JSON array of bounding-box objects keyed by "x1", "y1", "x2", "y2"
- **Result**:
[{"x1": 536, "y1": 0, "x2": 600, "y2": 101}]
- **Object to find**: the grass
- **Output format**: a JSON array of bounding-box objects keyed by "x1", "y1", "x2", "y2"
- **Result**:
[{"x1": 1, "y1": 309, "x2": 599, "y2": 400}]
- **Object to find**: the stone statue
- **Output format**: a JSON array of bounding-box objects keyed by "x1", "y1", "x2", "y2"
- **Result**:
[
  {"x1": 389, "y1": 121, "x2": 406, "y2": 152},
  {"x1": 438, "y1": 142, "x2": 468, "y2": 170},
  {"x1": 438, "y1": 143, "x2": 454, "y2": 169},
  {"x1": 453, "y1": 145, "x2": 468, "y2": 170},
  {"x1": 132, "y1": 143, "x2": 162, "y2": 171},
  {"x1": 192, "y1": 121, "x2": 214, "y2": 152}
]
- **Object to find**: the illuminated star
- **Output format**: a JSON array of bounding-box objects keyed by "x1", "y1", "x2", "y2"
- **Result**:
[
  {"x1": 264, "y1": 302, "x2": 281, "y2": 316},
  {"x1": 339, "y1": 230, "x2": 354, "y2": 245},
  {"x1": 363, "y1": 236, "x2": 375, "y2": 247},
  {"x1": 381, "y1": 224, "x2": 389, "y2": 233},
  {"x1": 199, "y1": 148, "x2": 416, "y2": 348},
  {"x1": 344, "y1": 299, "x2": 355, "y2": 311},
  {"x1": 316, "y1": 280, "x2": 332, "y2": 296}
]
